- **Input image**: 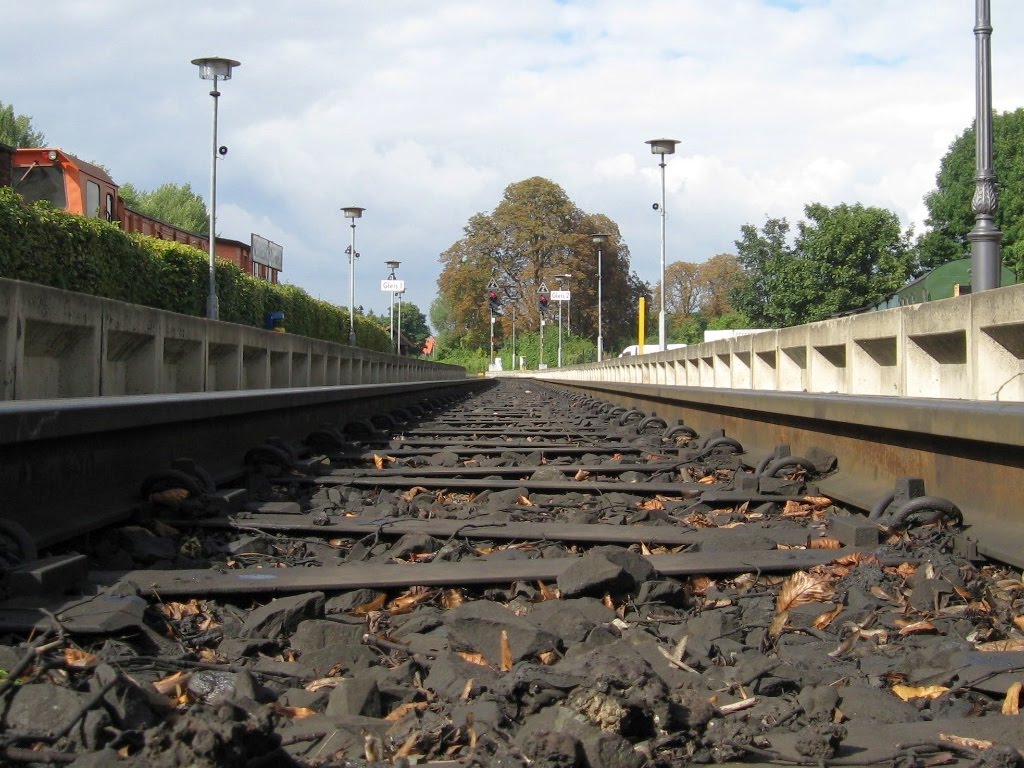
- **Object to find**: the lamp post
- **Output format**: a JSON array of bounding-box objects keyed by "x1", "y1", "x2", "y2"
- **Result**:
[
  {"x1": 385, "y1": 260, "x2": 400, "y2": 352},
  {"x1": 968, "y1": 0, "x2": 1002, "y2": 291},
  {"x1": 342, "y1": 207, "x2": 365, "y2": 346},
  {"x1": 646, "y1": 138, "x2": 679, "y2": 352},
  {"x1": 396, "y1": 290, "x2": 403, "y2": 356},
  {"x1": 591, "y1": 233, "x2": 610, "y2": 361},
  {"x1": 192, "y1": 56, "x2": 240, "y2": 321},
  {"x1": 554, "y1": 273, "x2": 571, "y2": 367}
]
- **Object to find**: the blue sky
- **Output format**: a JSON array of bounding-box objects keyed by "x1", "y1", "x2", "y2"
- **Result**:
[{"x1": 5, "y1": 1, "x2": 1023, "y2": 332}]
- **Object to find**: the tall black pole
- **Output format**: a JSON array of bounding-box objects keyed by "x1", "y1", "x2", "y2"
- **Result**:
[{"x1": 967, "y1": 0, "x2": 1002, "y2": 292}]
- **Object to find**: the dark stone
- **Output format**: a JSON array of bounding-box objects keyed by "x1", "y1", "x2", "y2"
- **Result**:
[
  {"x1": 238, "y1": 591, "x2": 324, "y2": 639},
  {"x1": 325, "y1": 677, "x2": 382, "y2": 718},
  {"x1": 557, "y1": 546, "x2": 656, "y2": 598},
  {"x1": 93, "y1": 663, "x2": 162, "y2": 731},
  {"x1": 837, "y1": 684, "x2": 924, "y2": 724},
  {"x1": 526, "y1": 599, "x2": 602, "y2": 644},
  {"x1": 446, "y1": 600, "x2": 560, "y2": 663},
  {"x1": 117, "y1": 526, "x2": 177, "y2": 564}
]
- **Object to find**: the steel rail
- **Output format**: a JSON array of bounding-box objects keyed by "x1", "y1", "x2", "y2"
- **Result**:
[
  {"x1": 544, "y1": 381, "x2": 1024, "y2": 568},
  {"x1": 0, "y1": 380, "x2": 486, "y2": 548}
]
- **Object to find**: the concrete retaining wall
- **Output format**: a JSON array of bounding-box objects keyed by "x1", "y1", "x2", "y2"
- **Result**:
[
  {"x1": 0, "y1": 278, "x2": 464, "y2": 400},
  {"x1": 519, "y1": 282, "x2": 1024, "y2": 402}
]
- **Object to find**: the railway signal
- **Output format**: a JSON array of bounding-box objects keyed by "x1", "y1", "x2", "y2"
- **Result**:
[
  {"x1": 538, "y1": 282, "x2": 550, "y2": 314},
  {"x1": 487, "y1": 288, "x2": 501, "y2": 314}
]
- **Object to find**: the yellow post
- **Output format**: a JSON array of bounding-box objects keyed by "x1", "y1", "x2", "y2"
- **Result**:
[{"x1": 638, "y1": 297, "x2": 646, "y2": 351}]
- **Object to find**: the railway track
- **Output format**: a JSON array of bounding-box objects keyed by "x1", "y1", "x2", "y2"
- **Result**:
[{"x1": 1, "y1": 379, "x2": 1023, "y2": 767}]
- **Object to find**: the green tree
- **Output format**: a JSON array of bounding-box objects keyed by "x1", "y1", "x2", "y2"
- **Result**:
[
  {"x1": 0, "y1": 102, "x2": 45, "y2": 147},
  {"x1": 919, "y1": 108, "x2": 1024, "y2": 280},
  {"x1": 732, "y1": 204, "x2": 913, "y2": 327},
  {"x1": 436, "y1": 177, "x2": 643, "y2": 354},
  {"x1": 396, "y1": 301, "x2": 430, "y2": 349},
  {"x1": 120, "y1": 182, "x2": 209, "y2": 235}
]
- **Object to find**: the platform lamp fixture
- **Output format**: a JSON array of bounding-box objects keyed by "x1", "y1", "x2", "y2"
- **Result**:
[
  {"x1": 342, "y1": 207, "x2": 365, "y2": 346},
  {"x1": 386, "y1": 260, "x2": 400, "y2": 352},
  {"x1": 591, "y1": 233, "x2": 610, "y2": 361},
  {"x1": 192, "y1": 56, "x2": 240, "y2": 321},
  {"x1": 554, "y1": 273, "x2": 571, "y2": 368},
  {"x1": 646, "y1": 138, "x2": 679, "y2": 352}
]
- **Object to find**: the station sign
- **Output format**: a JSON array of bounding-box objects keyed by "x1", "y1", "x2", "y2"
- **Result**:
[
  {"x1": 380, "y1": 279, "x2": 406, "y2": 292},
  {"x1": 251, "y1": 234, "x2": 283, "y2": 270},
  {"x1": 550, "y1": 290, "x2": 571, "y2": 302}
]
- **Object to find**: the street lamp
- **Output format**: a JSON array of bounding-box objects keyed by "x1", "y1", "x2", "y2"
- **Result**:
[
  {"x1": 342, "y1": 207, "x2": 365, "y2": 346},
  {"x1": 396, "y1": 290, "x2": 404, "y2": 356},
  {"x1": 968, "y1": 0, "x2": 1002, "y2": 291},
  {"x1": 646, "y1": 138, "x2": 679, "y2": 352},
  {"x1": 554, "y1": 273, "x2": 571, "y2": 367},
  {"x1": 192, "y1": 56, "x2": 240, "y2": 321},
  {"x1": 385, "y1": 260, "x2": 400, "y2": 352},
  {"x1": 591, "y1": 233, "x2": 610, "y2": 361}
]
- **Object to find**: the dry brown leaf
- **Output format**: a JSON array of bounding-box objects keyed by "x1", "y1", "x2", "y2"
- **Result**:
[
  {"x1": 463, "y1": 459, "x2": 480, "y2": 467},
  {"x1": 892, "y1": 684, "x2": 948, "y2": 701},
  {"x1": 372, "y1": 454, "x2": 387, "y2": 469},
  {"x1": 813, "y1": 604, "x2": 843, "y2": 630},
  {"x1": 64, "y1": 648, "x2": 99, "y2": 669},
  {"x1": 149, "y1": 487, "x2": 190, "y2": 505},
  {"x1": 400, "y1": 486, "x2": 429, "y2": 502},
  {"x1": 151, "y1": 520, "x2": 180, "y2": 537},
  {"x1": 768, "y1": 611, "x2": 790, "y2": 638},
  {"x1": 152, "y1": 671, "x2": 191, "y2": 697},
  {"x1": 386, "y1": 700, "x2": 430, "y2": 722},
  {"x1": 515, "y1": 495, "x2": 532, "y2": 506},
  {"x1": 459, "y1": 678, "x2": 474, "y2": 701},
  {"x1": 1015, "y1": 617, "x2": 1024, "y2": 632},
  {"x1": 940, "y1": 734, "x2": 993, "y2": 750},
  {"x1": 457, "y1": 651, "x2": 492, "y2": 668},
  {"x1": 1002, "y1": 681, "x2": 1022, "y2": 715},
  {"x1": 832, "y1": 552, "x2": 881, "y2": 567},
  {"x1": 305, "y1": 677, "x2": 346, "y2": 692},
  {"x1": 350, "y1": 593, "x2": 387, "y2": 615},
  {"x1": 538, "y1": 650, "x2": 559, "y2": 666},
  {"x1": 388, "y1": 587, "x2": 435, "y2": 615},
  {"x1": 870, "y1": 585, "x2": 895, "y2": 602},
  {"x1": 697, "y1": 475, "x2": 717, "y2": 485},
  {"x1": 895, "y1": 562, "x2": 918, "y2": 579},
  {"x1": 808, "y1": 537, "x2": 843, "y2": 550},
  {"x1": 574, "y1": 469, "x2": 590, "y2": 481},
  {"x1": 776, "y1": 571, "x2": 835, "y2": 614},
  {"x1": 803, "y1": 496, "x2": 833, "y2": 507},
  {"x1": 500, "y1": 630, "x2": 513, "y2": 672},
  {"x1": 782, "y1": 500, "x2": 813, "y2": 518},
  {"x1": 442, "y1": 589, "x2": 465, "y2": 610},
  {"x1": 271, "y1": 704, "x2": 316, "y2": 719},
  {"x1": 638, "y1": 498, "x2": 665, "y2": 511},
  {"x1": 536, "y1": 581, "x2": 560, "y2": 601},
  {"x1": 897, "y1": 619, "x2": 939, "y2": 636},
  {"x1": 977, "y1": 638, "x2": 1024, "y2": 652}
]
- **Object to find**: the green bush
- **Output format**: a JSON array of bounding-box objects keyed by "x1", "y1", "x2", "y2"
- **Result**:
[{"x1": 0, "y1": 188, "x2": 389, "y2": 351}]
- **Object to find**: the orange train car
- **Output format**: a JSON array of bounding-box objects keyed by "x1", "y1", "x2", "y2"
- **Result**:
[{"x1": 9, "y1": 147, "x2": 279, "y2": 283}]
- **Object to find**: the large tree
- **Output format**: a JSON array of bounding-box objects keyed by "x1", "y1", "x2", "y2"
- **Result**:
[
  {"x1": 660, "y1": 252, "x2": 744, "y2": 334},
  {"x1": 435, "y1": 177, "x2": 644, "y2": 353},
  {"x1": 120, "y1": 182, "x2": 209, "y2": 236},
  {"x1": 0, "y1": 102, "x2": 45, "y2": 148},
  {"x1": 732, "y1": 204, "x2": 915, "y2": 327},
  {"x1": 919, "y1": 108, "x2": 1024, "y2": 280}
]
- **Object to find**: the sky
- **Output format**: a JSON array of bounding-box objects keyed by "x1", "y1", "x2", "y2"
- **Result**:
[{"x1": 5, "y1": 1, "x2": 1024, "y2": 330}]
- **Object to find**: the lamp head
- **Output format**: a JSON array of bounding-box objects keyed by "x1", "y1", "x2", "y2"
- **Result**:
[
  {"x1": 192, "y1": 57, "x2": 240, "y2": 81},
  {"x1": 342, "y1": 206, "x2": 365, "y2": 220},
  {"x1": 591, "y1": 233, "x2": 610, "y2": 245},
  {"x1": 646, "y1": 138, "x2": 680, "y2": 156}
]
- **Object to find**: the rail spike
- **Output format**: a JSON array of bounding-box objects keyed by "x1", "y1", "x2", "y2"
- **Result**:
[{"x1": 870, "y1": 477, "x2": 964, "y2": 530}]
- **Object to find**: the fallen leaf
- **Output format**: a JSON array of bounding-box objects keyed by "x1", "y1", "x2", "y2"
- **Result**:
[
  {"x1": 372, "y1": 454, "x2": 387, "y2": 469},
  {"x1": 152, "y1": 671, "x2": 191, "y2": 697},
  {"x1": 515, "y1": 495, "x2": 532, "y2": 506},
  {"x1": 149, "y1": 488, "x2": 190, "y2": 505},
  {"x1": 305, "y1": 677, "x2": 346, "y2": 692},
  {"x1": 536, "y1": 581, "x2": 560, "y2": 601},
  {"x1": 500, "y1": 631, "x2": 513, "y2": 672},
  {"x1": 574, "y1": 469, "x2": 590, "y2": 481},
  {"x1": 1002, "y1": 681, "x2": 1022, "y2": 715},
  {"x1": 808, "y1": 537, "x2": 843, "y2": 550},
  {"x1": 1015, "y1": 617, "x2": 1024, "y2": 632},
  {"x1": 897, "y1": 619, "x2": 939, "y2": 636},
  {"x1": 892, "y1": 684, "x2": 948, "y2": 701},
  {"x1": 64, "y1": 648, "x2": 99, "y2": 669},
  {"x1": 457, "y1": 651, "x2": 492, "y2": 668},
  {"x1": 388, "y1": 587, "x2": 435, "y2": 615},
  {"x1": 768, "y1": 610, "x2": 790, "y2": 638},
  {"x1": 697, "y1": 475, "x2": 717, "y2": 484},
  {"x1": 442, "y1": 589, "x2": 465, "y2": 610},
  {"x1": 351, "y1": 593, "x2": 387, "y2": 615},
  {"x1": 400, "y1": 486, "x2": 429, "y2": 502},
  {"x1": 939, "y1": 734, "x2": 993, "y2": 751},
  {"x1": 813, "y1": 604, "x2": 843, "y2": 630},
  {"x1": 803, "y1": 496, "x2": 833, "y2": 507},
  {"x1": 271, "y1": 704, "x2": 316, "y2": 719},
  {"x1": 776, "y1": 571, "x2": 835, "y2": 613},
  {"x1": 538, "y1": 650, "x2": 559, "y2": 666},
  {"x1": 386, "y1": 700, "x2": 430, "y2": 721},
  {"x1": 870, "y1": 585, "x2": 896, "y2": 602},
  {"x1": 782, "y1": 500, "x2": 813, "y2": 518},
  {"x1": 976, "y1": 638, "x2": 1024, "y2": 652},
  {"x1": 459, "y1": 678, "x2": 474, "y2": 700}
]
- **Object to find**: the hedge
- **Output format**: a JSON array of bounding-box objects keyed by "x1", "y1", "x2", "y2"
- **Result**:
[{"x1": 0, "y1": 188, "x2": 390, "y2": 351}]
